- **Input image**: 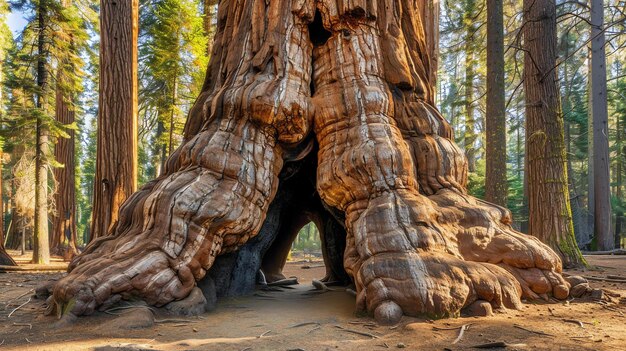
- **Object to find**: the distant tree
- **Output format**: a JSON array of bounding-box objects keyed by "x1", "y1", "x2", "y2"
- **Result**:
[
  {"x1": 523, "y1": 0, "x2": 586, "y2": 267},
  {"x1": 51, "y1": 0, "x2": 94, "y2": 258},
  {"x1": 463, "y1": 0, "x2": 479, "y2": 172},
  {"x1": 140, "y1": 0, "x2": 208, "y2": 175},
  {"x1": 590, "y1": 0, "x2": 612, "y2": 251},
  {"x1": 485, "y1": 0, "x2": 507, "y2": 206},
  {"x1": 203, "y1": 0, "x2": 217, "y2": 56}
]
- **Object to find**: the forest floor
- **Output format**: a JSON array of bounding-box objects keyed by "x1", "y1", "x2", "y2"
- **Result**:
[{"x1": 0, "y1": 255, "x2": 625, "y2": 351}]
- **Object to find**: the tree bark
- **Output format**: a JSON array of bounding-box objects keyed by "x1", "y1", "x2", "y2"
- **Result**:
[
  {"x1": 523, "y1": 0, "x2": 586, "y2": 267},
  {"x1": 485, "y1": 0, "x2": 507, "y2": 206},
  {"x1": 419, "y1": 0, "x2": 439, "y2": 93},
  {"x1": 52, "y1": 74, "x2": 78, "y2": 259},
  {"x1": 0, "y1": 150, "x2": 17, "y2": 266},
  {"x1": 52, "y1": 0, "x2": 572, "y2": 323},
  {"x1": 33, "y1": 0, "x2": 50, "y2": 265},
  {"x1": 91, "y1": 0, "x2": 139, "y2": 241},
  {"x1": 590, "y1": 0, "x2": 612, "y2": 251},
  {"x1": 463, "y1": 1, "x2": 478, "y2": 172}
]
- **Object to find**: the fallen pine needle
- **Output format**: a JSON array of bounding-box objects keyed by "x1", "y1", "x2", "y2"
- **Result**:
[
  {"x1": 562, "y1": 319, "x2": 584, "y2": 328},
  {"x1": 334, "y1": 325, "x2": 379, "y2": 339},
  {"x1": 307, "y1": 326, "x2": 321, "y2": 334},
  {"x1": 452, "y1": 324, "x2": 471, "y2": 344},
  {"x1": 433, "y1": 323, "x2": 473, "y2": 331},
  {"x1": 12, "y1": 322, "x2": 32, "y2": 329},
  {"x1": 155, "y1": 319, "x2": 197, "y2": 324},
  {"x1": 513, "y1": 324, "x2": 555, "y2": 337},
  {"x1": 289, "y1": 321, "x2": 320, "y2": 328},
  {"x1": 25, "y1": 338, "x2": 32, "y2": 344},
  {"x1": 8, "y1": 297, "x2": 31, "y2": 318},
  {"x1": 258, "y1": 330, "x2": 272, "y2": 338}
]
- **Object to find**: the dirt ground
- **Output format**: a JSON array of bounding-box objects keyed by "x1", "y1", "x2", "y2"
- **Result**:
[{"x1": 0, "y1": 256, "x2": 624, "y2": 351}]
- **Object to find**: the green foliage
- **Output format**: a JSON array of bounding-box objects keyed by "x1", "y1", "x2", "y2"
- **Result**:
[
  {"x1": 292, "y1": 223, "x2": 321, "y2": 253},
  {"x1": 138, "y1": 0, "x2": 208, "y2": 181}
]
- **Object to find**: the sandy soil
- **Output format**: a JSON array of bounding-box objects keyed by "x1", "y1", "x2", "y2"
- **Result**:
[{"x1": 0, "y1": 256, "x2": 624, "y2": 351}]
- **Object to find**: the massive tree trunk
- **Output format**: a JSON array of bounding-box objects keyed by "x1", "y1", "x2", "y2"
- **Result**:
[
  {"x1": 52, "y1": 0, "x2": 572, "y2": 323},
  {"x1": 90, "y1": 0, "x2": 139, "y2": 241},
  {"x1": 590, "y1": 0, "x2": 612, "y2": 251},
  {"x1": 522, "y1": 0, "x2": 585, "y2": 267},
  {"x1": 52, "y1": 75, "x2": 79, "y2": 259},
  {"x1": 33, "y1": 0, "x2": 50, "y2": 265},
  {"x1": 485, "y1": 0, "x2": 507, "y2": 207}
]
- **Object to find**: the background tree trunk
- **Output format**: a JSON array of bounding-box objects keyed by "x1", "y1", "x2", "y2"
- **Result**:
[
  {"x1": 523, "y1": 0, "x2": 585, "y2": 267},
  {"x1": 419, "y1": 0, "x2": 439, "y2": 93},
  {"x1": 0, "y1": 150, "x2": 16, "y2": 266},
  {"x1": 33, "y1": 0, "x2": 50, "y2": 265},
  {"x1": 590, "y1": 0, "x2": 612, "y2": 251},
  {"x1": 203, "y1": 0, "x2": 218, "y2": 56},
  {"x1": 52, "y1": 76, "x2": 78, "y2": 259},
  {"x1": 91, "y1": 0, "x2": 139, "y2": 241},
  {"x1": 485, "y1": 0, "x2": 507, "y2": 206},
  {"x1": 463, "y1": 0, "x2": 478, "y2": 173}
]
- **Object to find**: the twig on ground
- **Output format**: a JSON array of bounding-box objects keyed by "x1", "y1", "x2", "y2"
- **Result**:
[
  {"x1": 289, "y1": 321, "x2": 320, "y2": 328},
  {"x1": 7, "y1": 289, "x2": 34, "y2": 305},
  {"x1": 582, "y1": 249, "x2": 626, "y2": 255},
  {"x1": 240, "y1": 347, "x2": 252, "y2": 351},
  {"x1": 8, "y1": 297, "x2": 31, "y2": 317},
  {"x1": 172, "y1": 323, "x2": 191, "y2": 327},
  {"x1": 562, "y1": 319, "x2": 584, "y2": 328},
  {"x1": 513, "y1": 324, "x2": 555, "y2": 337},
  {"x1": 579, "y1": 276, "x2": 626, "y2": 283},
  {"x1": 0, "y1": 339, "x2": 4, "y2": 346},
  {"x1": 12, "y1": 322, "x2": 32, "y2": 329},
  {"x1": 155, "y1": 319, "x2": 197, "y2": 324},
  {"x1": 452, "y1": 324, "x2": 471, "y2": 344},
  {"x1": 334, "y1": 325, "x2": 379, "y2": 339},
  {"x1": 307, "y1": 326, "x2": 321, "y2": 334},
  {"x1": 25, "y1": 338, "x2": 32, "y2": 344},
  {"x1": 258, "y1": 330, "x2": 272, "y2": 338},
  {"x1": 380, "y1": 342, "x2": 390, "y2": 348},
  {"x1": 433, "y1": 323, "x2": 473, "y2": 331}
]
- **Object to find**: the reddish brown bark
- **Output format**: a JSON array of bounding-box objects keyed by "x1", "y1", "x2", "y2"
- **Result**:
[
  {"x1": 52, "y1": 81, "x2": 79, "y2": 259},
  {"x1": 51, "y1": 0, "x2": 574, "y2": 322},
  {"x1": 523, "y1": 0, "x2": 585, "y2": 267},
  {"x1": 90, "y1": 0, "x2": 139, "y2": 241},
  {"x1": 0, "y1": 151, "x2": 17, "y2": 266}
]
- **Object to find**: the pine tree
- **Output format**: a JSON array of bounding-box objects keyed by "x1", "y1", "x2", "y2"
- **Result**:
[{"x1": 140, "y1": 0, "x2": 208, "y2": 175}]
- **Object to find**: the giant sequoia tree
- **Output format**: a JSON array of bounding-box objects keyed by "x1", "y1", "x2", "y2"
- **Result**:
[{"x1": 50, "y1": 0, "x2": 577, "y2": 323}]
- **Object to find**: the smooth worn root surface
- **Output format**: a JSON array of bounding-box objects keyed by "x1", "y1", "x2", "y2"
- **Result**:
[{"x1": 52, "y1": 0, "x2": 572, "y2": 320}]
